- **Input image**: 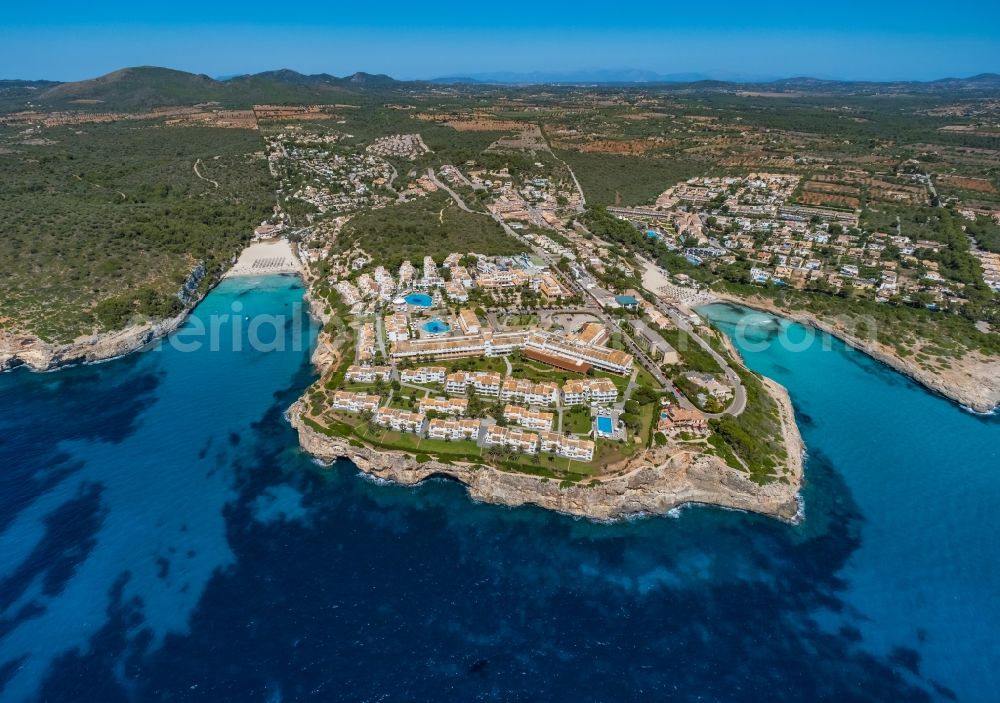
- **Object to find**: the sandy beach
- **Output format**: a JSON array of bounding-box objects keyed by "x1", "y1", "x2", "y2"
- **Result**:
[{"x1": 224, "y1": 238, "x2": 302, "y2": 278}]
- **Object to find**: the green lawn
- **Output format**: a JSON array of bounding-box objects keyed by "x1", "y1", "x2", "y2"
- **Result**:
[{"x1": 563, "y1": 406, "x2": 594, "y2": 435}]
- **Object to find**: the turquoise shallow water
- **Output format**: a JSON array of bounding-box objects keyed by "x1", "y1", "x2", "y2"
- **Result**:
[
  {"x1": 0, "y1": 280, "x2": 998, "y2": 702},
  {"x1": 698, "y1": 302, "x2": 1000, "y2": 700}
]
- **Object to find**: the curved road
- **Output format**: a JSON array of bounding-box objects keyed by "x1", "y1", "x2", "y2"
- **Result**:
[
  {"x1": 427, "y1": 163, "x2": 744, "y2": 417},
  {"x1": 646, "y1": 298, "x2": 747, "y2": 417}
]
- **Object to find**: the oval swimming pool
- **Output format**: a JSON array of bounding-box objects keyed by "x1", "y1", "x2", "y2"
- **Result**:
[
  {"x1": 404, "y1": 293, "x2": 433, "y2": 308},
  {"x1": 421, "y1": 318, "x2": 450, "y2": 335}
]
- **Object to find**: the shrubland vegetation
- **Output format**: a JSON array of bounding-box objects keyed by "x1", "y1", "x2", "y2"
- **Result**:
[
  {"x1": 555, "y1": 151, "x2": 703, "y2": 206},
  {"x1": 335, "y1": 191, "x2": 523, "y2": 266},
  {"x1": 0, "y1": 122, "x2": 273, "y2": 341}
]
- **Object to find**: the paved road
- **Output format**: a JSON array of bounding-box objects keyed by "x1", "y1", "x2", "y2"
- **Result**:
[
  {"x1": 647, "y1": 298, "x2": 747, "y2": 417},
  {"x1": 447, "y1": 198, "x2": 744, "y2": 418},
  {"x1": 373, "y1": 315, "x2": 388, "y2": 358},
  {"x1": 427, "y1": 168, "x2": 476, "y2": 213},
  {"x1": 539, "y1": 126, "x2": 586, "y2": 212}
]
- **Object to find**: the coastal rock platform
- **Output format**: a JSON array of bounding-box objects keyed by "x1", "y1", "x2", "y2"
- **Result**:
[{"x1": 288, "y1": 379, "x2": 804, "y2": 523}]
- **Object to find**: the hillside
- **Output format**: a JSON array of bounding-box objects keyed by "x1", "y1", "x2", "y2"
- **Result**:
[
  {"x1": 0, "y1": 120, "x2": 274, "y2": 342},
  {"x1": 3, "y1": 66, "x2": 405, "y2": 112}
]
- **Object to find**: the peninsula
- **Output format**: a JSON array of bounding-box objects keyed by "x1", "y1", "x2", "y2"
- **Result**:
[{"x1": 4, "y1": 66, "x2": 1000, "y2": 521}]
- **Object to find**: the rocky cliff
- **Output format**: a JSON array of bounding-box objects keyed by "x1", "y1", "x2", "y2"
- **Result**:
[
  {"x1": 0, "y1": 313, "x2": 189, "y2": 372},
  {"x1": 288, "y1": 390, "x2": 804, "y2": 522}
]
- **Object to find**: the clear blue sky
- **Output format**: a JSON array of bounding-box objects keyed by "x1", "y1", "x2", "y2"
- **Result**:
[{"x1": 3, "y1": 0, "x2": 998, "y2": 81}]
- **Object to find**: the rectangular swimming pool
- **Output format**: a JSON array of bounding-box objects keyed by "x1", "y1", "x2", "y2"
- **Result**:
[{"x1": 596, "y1": 416, "x2": 613, "y2": 434}]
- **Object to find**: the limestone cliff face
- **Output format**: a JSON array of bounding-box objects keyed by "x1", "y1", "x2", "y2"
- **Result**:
[
  {"x1": 288, "y1": 395, "x2": 804, "y2": 523},
  {"x1": 0, "y1": 314, "x2": 188, "y2": 372}
]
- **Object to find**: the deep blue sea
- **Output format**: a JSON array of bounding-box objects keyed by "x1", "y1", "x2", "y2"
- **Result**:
[{"x1": 1, "y1": 279, "x2": 998, "y2": 702}]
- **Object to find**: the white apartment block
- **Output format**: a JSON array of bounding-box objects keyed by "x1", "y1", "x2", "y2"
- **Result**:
[
  {"x1": 384, "y1": 312, "x2": 409, "y2": 342},
  {"x1": 524, "y1": 333, "x2": 633, "y2": 375},
  {"x1": 345, "y1": 365, "x2": 391, "y2": 383},
  {"x1": 427, "y1": 418, "x2": 481, "y2": 441},
  {"x1": 445, "y1": 371, "x2": 502, "y2": 397},
  {"x1": 504, "y1": 404, "x2": 554, "y2": 431},
  {"x1": 450, "y1": 265, "x2": 473, "y2": 287},
  {"x1": 398, "y1": 260, "x2": 416, "y2": 286},
  {"x1": 500, "y1": 378, "x2": 560, "y2": 406},
  {"x1": 331, "y1": 391, "x2": 381, "y2": 414},
  {"x1": 445, "y1": 281, "x2": 469, "y2": 302},
  {"x1": 561, "y1": 378, "x2": 619, "y2": 406},
  {"x1": 375, "y1": 408, "x2": 425, "y2": 434},
  {"x1": 400, "y1": 366, "x2": 446, "y2": 385},
  {"x1": 484, "y1": 426, "x2": 539, "y2": 454},
  {"x1": 357, "y1": 273, "x2": 378, "y2": 300},
  {"x1": 418, "y1": 396, "x2": 468, "y2": 416},
  {"x1": 538, "y1": 431, "x2": 596, "y2": 461},
  {"x1": 335, "y1": 281, "x2": 361, "y2": 306},
  {"x1": 423, "y1": 256, "x2": 438, "y2": 281},
  {"x1": 458, "y1": 309, "x2": 481, "y2": 335}
]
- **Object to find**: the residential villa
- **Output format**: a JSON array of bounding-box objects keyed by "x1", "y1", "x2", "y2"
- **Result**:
[
  {"x1": 684, "y1": 372, "x2": 733, "y2": 401},
  {"x1": 658, "y1": 406, "x2": 709, "y2": 436}
]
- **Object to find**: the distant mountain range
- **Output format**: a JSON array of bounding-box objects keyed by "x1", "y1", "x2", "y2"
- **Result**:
[
  {"x1": 430, "y1": 69, "x2": 779, "y2": 84},
  {"x1": 1, "y1": 66, "x2": 998, "y2": 113}
]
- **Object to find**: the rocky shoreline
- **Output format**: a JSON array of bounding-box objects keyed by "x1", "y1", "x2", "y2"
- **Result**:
[
  {"x1": 287, "y1": 379, "x2": 805, "y2": 522},
  {"x1": 713, "y1": 294, "x2": 1000, "y2": 415},
  {"x1": 289, "y1": 277, "x2": 805, "y2": 523},
  {"x1": 0, "y1": 240, "x2": 304, "y2": 375},
  {"x1": 0, "y1": 312, "x2": 191, "y2": 373}
]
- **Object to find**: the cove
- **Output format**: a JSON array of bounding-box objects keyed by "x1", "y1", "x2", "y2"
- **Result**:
[{"x1": 0, "y1": 279, "x2": 997, "y2": 702}]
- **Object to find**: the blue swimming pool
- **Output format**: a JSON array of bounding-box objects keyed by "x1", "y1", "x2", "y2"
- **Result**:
[
  {"x1": 404, "y1": 293, "x2": 433, "y2": 308},
  {"x1": 421, "y1": 318, "x2": 450, "y2": 335},
  {"x1": 596, "y1": 416, "x2": 613, "y2": 435},
  {"x1": 615, "y1": 295, "x2": 638, "y2": 307}
]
